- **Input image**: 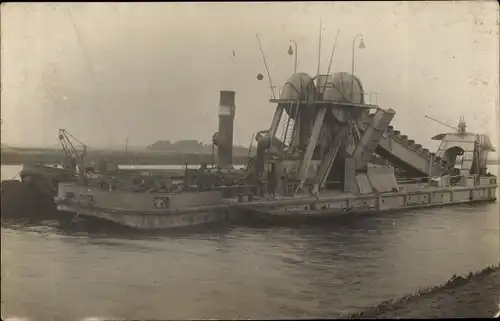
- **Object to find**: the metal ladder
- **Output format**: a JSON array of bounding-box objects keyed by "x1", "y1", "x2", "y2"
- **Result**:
[{"x1": 281, "y1": 99, "x2": 300, "y2": 154}]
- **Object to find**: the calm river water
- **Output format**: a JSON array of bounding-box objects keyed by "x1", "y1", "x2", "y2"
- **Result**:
[{"x1": 1, "y1": 164, "x2": 499, "y2": 320}]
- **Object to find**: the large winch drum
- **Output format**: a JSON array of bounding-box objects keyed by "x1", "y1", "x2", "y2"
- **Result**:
[
  {"x1": 279, "y1": 72, "x2": 315, "y2": 102},
  {"x1": 279, "y1": 73, "x2": 316, "y2": 119},
  {"x1": 323, "y1": 72, "x2": 365, "y2": 104}
]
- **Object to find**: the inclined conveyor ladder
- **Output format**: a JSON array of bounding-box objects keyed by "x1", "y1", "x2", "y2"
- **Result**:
[
  {"x1": 355, "y1": 110, "x2": 449, "y2": 177},
  {"x1": 352, "y1": 108, "x2": 396, "y2": 170}
]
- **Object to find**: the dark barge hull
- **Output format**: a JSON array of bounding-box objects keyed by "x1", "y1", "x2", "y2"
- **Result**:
[
  {"x1": 0, "y1": 180, "x2": 71, "y2": 224},
  {"x1": 1, "y1": 163, "x2": 78, "y2": 223}
]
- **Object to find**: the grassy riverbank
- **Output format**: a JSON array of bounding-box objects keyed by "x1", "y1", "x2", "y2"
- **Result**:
[{"x1": 350, "y1": 264, "x2": 500, "y2": 318}]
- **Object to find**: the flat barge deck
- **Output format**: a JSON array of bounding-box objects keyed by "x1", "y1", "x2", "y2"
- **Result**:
[
  {"x1": 54, "y1": 172, "x2": 497, "y2": 230},
  {"x1": 233, "y1": 183, "x2": 498, "y2": 217}
]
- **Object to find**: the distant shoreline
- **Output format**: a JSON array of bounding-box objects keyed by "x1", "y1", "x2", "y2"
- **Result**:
[
  {"x1": 1, "y1": 148, "x2": 499, "y2": 166},
  {"x1": 0, "y1": 149, "x2": 250, "y2": 166}
]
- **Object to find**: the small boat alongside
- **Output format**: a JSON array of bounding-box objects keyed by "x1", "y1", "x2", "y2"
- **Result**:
[
  {"x1": 2, "y1": 129, "x2": 123, "y2": 221},
  {"x1": 1, "y1": 163, "x2": 78, "y2": 221},
  {"x1": 55, "y1": 183, "x2": 232, "y2": 229},
  {"x1": 54, "y1": 166, "x2": 256, "y2": 229}
]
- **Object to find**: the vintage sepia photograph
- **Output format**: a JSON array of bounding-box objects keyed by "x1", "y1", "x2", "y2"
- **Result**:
[{"x1": 1, "y1": 1, "x2": 499, "y2": 320}]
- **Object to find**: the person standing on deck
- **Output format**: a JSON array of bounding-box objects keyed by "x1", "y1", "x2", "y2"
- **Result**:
[
  {"x1": 197, "y1": 163, "x2": 208, "y2": 190},
  {"x1": 64, "y1": 155, "x2": 77, "y2": 172},
  {"x1": 164, "y1": 177, "x2": 173, "y2": 192},
  {"x1": 244, "y1": 168, "x2": 259, "y2": 196},
  {"x1": 268, "y1": 163, "x2": 278, "y2": 199},
  {"x1": 260, "y1": 178, "x2": 267, "y2": 197},
  {"x1": 206, "y1": 168, "x2": 213, "y2": 190},
  {"x1": 256, "y1": 172, "x2": 266, "y2": 197},
  {"x1": 281, "y1": 173, "x2": 289, "y2": 197}
]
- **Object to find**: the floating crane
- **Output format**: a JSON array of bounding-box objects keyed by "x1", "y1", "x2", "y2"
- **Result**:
[{"x1": 58, "y1": 129, "x2": 87, "y2": 171}]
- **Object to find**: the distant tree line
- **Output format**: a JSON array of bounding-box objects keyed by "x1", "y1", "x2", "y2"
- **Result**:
[{"x1": 145, "y1": 139, "x2": 250, "y2": 156}]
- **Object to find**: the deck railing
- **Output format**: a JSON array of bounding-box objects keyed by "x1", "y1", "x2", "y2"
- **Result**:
[{"x1": 268, "y1": 86, "x2": 380, "y2": 105}]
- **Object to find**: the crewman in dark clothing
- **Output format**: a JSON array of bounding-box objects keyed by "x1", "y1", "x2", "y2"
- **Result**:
[
  {"x1": 63, "y1": 156, "x2": 77, "y2": 172},
  {"x1": 244, "y1": 169, "x2": 259, "y2": 196},
  {"x1": 70, "y1": 156, "x2": 77, "y2": 171},
  {"x1": 268, "y1": 164, "x2": 278, "y2": 199},
  {"x1": 197, "y1": 163, "x2": 209, "y2": 191},
  {"x1": 281, "y1": 174, "x2": 289, "y2": 197},
  {"x1": 259, "y1": 179, "x2": 268, "y2": 196},
  {"x1": 205, "y1": 169, "x2": 213, "y2": 190}
]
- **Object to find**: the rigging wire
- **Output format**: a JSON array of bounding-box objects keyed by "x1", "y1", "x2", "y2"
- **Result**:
[
  {"x1": 316, "y1": 16, "x2": 323, "y2": 76},
  {"x1": 322, "y1": 29, "x2": 341, "y2": 92},
  {"x1": 256, "y1": 34, "x2": 276, "y2": 100}
]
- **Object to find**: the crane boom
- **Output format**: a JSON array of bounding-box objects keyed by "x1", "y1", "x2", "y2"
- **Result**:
[
  {"x1": 58, "y1": 129, "x2": 87, "y2": 171},
  {"x1": 424, "y1": 115, "x2": 457, "y2": 132}
]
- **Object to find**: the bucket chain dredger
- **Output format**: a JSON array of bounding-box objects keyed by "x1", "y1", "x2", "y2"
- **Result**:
[
  {"x1": 50, "y1": 72, "x2": 498, "y2": 230},
  {"x1": 249, "y1": 71, "x2": 496, "y2": 199}
]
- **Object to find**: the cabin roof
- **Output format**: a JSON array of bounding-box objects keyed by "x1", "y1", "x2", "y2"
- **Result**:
[{"x1": 431, "y1": 132, "x2": 477, "y2": 141}]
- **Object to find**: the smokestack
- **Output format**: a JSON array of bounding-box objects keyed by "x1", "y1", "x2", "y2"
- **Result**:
[{"x1": 217, "y1": 91, "x2": 236, "y2": 169}]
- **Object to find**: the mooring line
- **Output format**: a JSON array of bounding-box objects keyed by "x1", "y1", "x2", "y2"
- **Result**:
[
  {"x1": 61, "y1": 212, "x2": 81, "y2": 234},
  {"x1": 10, "y1": 171, "x2": 21, "y2": 180},
  {"x1": 69, "y1": 212, "x2": 81, "y2": 225}
]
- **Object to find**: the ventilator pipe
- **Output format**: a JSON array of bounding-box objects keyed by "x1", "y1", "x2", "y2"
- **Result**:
[{"x1": 217, "y1": 91, "x2": 236, "y2": 169}]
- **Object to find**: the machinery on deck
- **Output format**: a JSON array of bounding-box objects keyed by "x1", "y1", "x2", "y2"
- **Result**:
[
  {"x1": 16, "y1": 129, "x2": 88, "y2": 199},
  {"x1": 248, "y1": 71, "x2": 496, "y2": 197},
  {"x1": 426, "y1": 115, "x2": 495, "y2": 176}
]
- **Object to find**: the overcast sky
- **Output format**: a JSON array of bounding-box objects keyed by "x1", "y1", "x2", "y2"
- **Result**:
[{"x1": 1, "y1": 1, "x2": 498, "y2": 156}]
